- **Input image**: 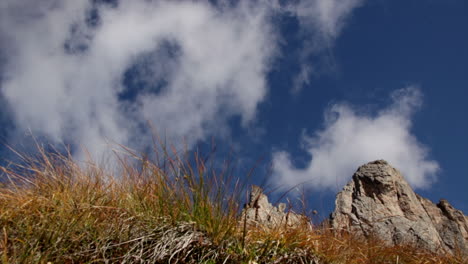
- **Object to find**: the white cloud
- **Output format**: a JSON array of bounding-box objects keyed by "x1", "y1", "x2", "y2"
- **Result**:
[
  {"x1": 293, "y1": 0, "x2": 364, "y2": 38},
  {"x1": 0, "y1": 0, "x2": 275, "y2": 159},
  {"x1": 272, "y1": 87, "x2": 440, "y2": 190},
  {"x1": 286, "y1": 0, "x2": 365, "y2": 91},
  {"x1": 0, "y1": 0, "x2": 364, "y2": 161}
]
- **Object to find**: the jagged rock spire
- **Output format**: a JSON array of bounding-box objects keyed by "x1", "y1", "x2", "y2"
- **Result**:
[{"x1": 242, "y1": 185, "x2": 309, "y2": 229}]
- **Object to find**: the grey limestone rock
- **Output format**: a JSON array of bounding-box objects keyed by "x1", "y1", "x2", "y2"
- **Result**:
[
  {"x1": 242, "y1": 185, "x2": 309, "y2": 229},
  {"x1": 330, "y1": 160, "x2": 468, "y2": 255}
]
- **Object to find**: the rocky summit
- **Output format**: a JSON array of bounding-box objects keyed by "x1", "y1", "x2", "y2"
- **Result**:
[
  {"x1": 242, "y1": 185, "x2": 309, "y2": 229},
  {"x1": 330, "y1": 160, "x2": 468, "y2": 255}
]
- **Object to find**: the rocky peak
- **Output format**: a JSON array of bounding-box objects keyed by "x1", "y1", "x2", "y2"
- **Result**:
[
  {"x1": 330, "y1": 160, "x2": 468, "y2": 255},
  {"x1": 242, "y1": 185, "x2": 309, "y2": 229}
]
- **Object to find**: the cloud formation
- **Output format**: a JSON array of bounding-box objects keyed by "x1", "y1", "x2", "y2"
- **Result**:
[
  {"x1": 292, "y1": 0, "x2": 364, "y2": 38},
  {"x1": 272, "y1": 87, "x2": 440, "y2": 190},
  {"x1": 285, "y1": 0, "x2": 365, "y2": 91},
  {"x1": 0, "y1": 0, "x2": 364, "y2": 160}
]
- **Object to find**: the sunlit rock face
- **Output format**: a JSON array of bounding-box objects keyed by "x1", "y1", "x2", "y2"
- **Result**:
[{"x1": 330, "y1": 160, "x2": 468, "y2": 255}]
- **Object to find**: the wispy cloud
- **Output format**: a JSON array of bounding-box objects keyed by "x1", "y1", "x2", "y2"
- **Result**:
[
  {"x1": 0, "y1": 0, "x2": 364, "y2": 160},
  {"x1": 272, "y1": 87, "x2": 440, "y2": 190},
  {"x1": 284, "y1": 0, "x2": 365, "y2": 92}
]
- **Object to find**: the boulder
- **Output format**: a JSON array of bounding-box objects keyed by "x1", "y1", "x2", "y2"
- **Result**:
[{"x1": 330, "y1": 160, "x2": 468, "y2": 255}]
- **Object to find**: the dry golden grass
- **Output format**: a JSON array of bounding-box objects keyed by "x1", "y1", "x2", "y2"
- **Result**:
[
  {"x1": 0, "y1": 144, "x2": 466, "y2": 263},
  {"x1": 239, "y1": 222, "x2": 467, "y2": 264}
]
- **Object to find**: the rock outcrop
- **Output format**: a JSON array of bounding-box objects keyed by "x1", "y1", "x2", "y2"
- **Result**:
[
  {"x1": 242, "y1": 185, "x2": 309, "y2": 229},
  {"x1": 330, "y1": 160, "x2": 468, "y2": 255}
]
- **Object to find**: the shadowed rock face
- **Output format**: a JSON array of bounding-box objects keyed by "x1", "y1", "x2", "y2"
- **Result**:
[
  {"x1": 330, "y1": 160, "x2": 468, "y2": 255},
  {"x1": 242, "y1": 186, "x2": 309, "y2": 229}
]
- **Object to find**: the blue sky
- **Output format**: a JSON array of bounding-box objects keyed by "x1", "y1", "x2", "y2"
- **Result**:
[{"x1": 0, "y1": 0, "x2": 467, "y2": 216}]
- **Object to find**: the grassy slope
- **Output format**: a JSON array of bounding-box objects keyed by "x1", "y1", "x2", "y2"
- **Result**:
[{"x1": 0, "y1": 145, "x2": 466, "y2": 264}]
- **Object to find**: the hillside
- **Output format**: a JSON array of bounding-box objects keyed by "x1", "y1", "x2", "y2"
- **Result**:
[{"x1": 0, "y1": 147, "x2": 466, "y2": 263}]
